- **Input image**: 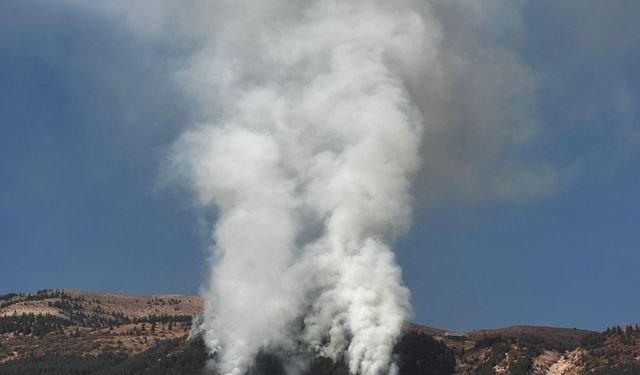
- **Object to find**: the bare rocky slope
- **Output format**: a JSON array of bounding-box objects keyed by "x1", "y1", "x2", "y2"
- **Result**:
[{"x1": 0, "y1": 289, "x2": 638, "y2": 375}]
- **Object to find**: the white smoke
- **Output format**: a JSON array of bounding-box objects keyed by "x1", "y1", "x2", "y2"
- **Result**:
[
  {"x1": 62, "y1": 0, "x2": 551, "y2": 374},
  {"x1": 171, "y1": 1, "x2": 435, "y2": 374},
  {"x1": 64, "y1": 0, "x2": 552, "y2": 206}
]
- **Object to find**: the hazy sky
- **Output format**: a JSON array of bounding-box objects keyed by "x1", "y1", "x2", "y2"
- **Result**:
[{"x1": 1, "y1": 1, "x2": 639, "y2": 332}]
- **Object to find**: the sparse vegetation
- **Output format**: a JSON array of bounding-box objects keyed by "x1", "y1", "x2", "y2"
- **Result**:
[
  {"x1": 1, "y1": 290, "x2": 639, "y2": 375},
  {"x1": 586, "y1": 363, "x2": 640, "y2": 375},
  {"x1": 0, "y1": 313, "x2": 69, "y2": 337},
  {"x1": 0, "y1": 338, "x2": 208, "y2": 375}
]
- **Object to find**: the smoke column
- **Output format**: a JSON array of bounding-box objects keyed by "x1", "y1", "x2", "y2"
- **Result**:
[
  {"x1": 59, "y1": 1, "x2": 541, "y2": 371},
  {"x1": 174, "y1": 1, "x2": 442, "y2": 374}
]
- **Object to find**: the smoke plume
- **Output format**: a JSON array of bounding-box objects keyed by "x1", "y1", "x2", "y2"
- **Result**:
[
  {"x1": 171, "y1": 1, "x2": 435, "y2": 374},
  {"x1": 68, "y1": 0, "x2": 546, "y2": 374},
  {"x1": 56, "y1": 0, "x2": 552, "y2": 373}
]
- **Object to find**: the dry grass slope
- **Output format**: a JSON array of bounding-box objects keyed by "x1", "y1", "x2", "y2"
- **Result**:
[{"x1": 1, "y1": 290, "x2": 639, "y2": 375}]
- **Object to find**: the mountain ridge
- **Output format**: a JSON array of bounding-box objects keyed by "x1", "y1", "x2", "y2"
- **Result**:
[{"x1": 1, "y1": 289, "x2": 638, "y2": 375}]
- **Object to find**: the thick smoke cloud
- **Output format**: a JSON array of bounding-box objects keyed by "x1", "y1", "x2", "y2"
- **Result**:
[
  {"x1": 61, "y1": 0, "x2": 559, "y2": 374},
  {"x1": 66, "y1": 0, "x2": 557, "y2": 205},
  {"x1": 173, "y1": 2, "x2": 429, "y2": 374}
]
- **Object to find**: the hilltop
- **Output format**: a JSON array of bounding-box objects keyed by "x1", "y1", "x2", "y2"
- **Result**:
[
  {"x1": 1, "y1": 289, "x2": 639, "y2": 375},
  {"x1": 0, "y1": 289, "x2": 201, "y2": 362}
]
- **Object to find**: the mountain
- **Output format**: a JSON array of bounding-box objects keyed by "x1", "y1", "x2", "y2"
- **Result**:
[
  {"x1": 0, "y1": 289, "x2": 201, "y2": 362},
  {"x1": 0, "y1": 289, "x2": 638, "y2": 375}
]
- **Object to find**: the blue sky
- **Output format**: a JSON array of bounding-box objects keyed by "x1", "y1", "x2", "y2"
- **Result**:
[{"x1": 1, "y1": 1, "x2": 639, "y2": 332}]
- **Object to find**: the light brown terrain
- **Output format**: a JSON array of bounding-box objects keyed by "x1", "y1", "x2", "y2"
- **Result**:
[
  {"x1": 1, "y1": 289, "x2": 638, "y2": 374},
  {"x1": 0, "y1": 289, "x2": 202, "y2": 363},
  {"x1": 0, "y1": 289, "x2": 202, "y2": 319}
]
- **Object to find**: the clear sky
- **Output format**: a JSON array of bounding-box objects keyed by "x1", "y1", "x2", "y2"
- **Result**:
[{"x1": 1, "y1": 1, "x2": 639, "y2": 332}]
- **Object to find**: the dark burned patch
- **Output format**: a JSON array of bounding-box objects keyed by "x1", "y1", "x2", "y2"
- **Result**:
[
  {"x1": 236, "y1": 331, "x2": 455, "y2": 375},
  {"x1": 0, "y1": 330, "x2": 455, "y2": 375}
]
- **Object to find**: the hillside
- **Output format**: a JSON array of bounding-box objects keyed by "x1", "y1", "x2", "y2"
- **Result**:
[
  {"x1": 0, "y1": 289, "x2": 201, "y2": 362},
  {"x1": 0, "y1": 289, "x2": 638, "y2": 375}
]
